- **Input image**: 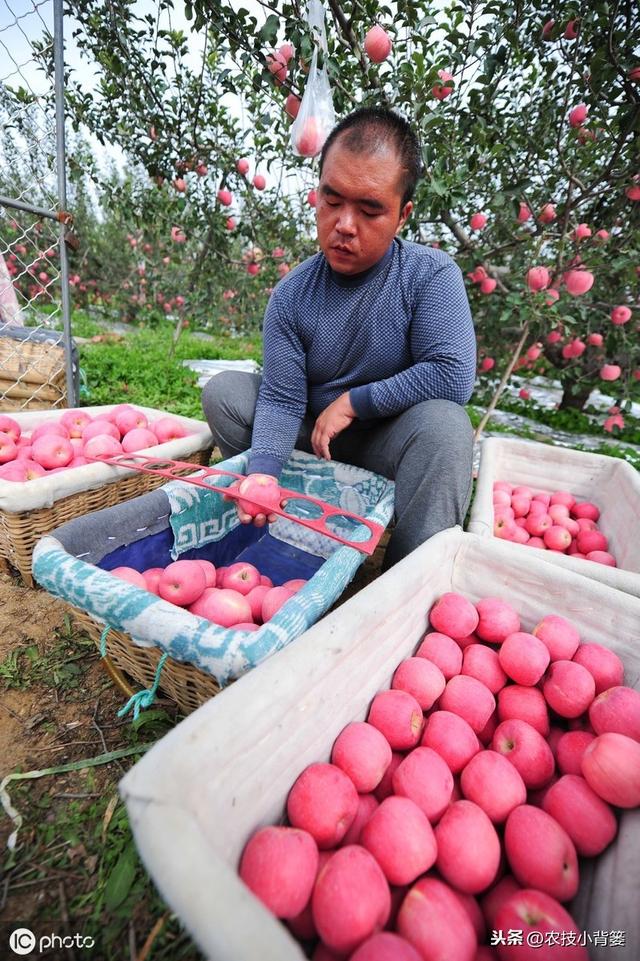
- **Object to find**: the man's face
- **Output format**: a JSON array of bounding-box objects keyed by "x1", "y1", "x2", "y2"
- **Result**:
[{"x1": 316, "y1": 138, "x2": 413, "y2": 275}]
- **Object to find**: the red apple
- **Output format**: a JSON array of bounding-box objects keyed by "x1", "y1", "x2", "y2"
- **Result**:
[
  {"x1": 158, "y1": 559, "x2": 207, "y2": 606},
  {"x1": 494, "y1": 889, "x2": 588, "y2": 959},
  {"x1": 504, "y1": 805, "x2": 579, "y2": 902},
  {"x1": 288, "y1": 763, "x2": 359, "y2": 849},
  {"x1": 331, "y1": 722, "x2": 392, "y2": 793},
  {"x1": 239, "y1": 825, "x2": 318, "y2": 918}
]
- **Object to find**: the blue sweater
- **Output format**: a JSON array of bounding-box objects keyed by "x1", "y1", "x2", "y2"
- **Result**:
[{"x1": 248, "y1": 238, "x2": 476, "y2": 477}]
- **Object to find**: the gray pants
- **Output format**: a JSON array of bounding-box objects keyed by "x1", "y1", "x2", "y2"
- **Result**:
[{"x1": 202, "y1": 372, "x2": 474, "y2": 570}]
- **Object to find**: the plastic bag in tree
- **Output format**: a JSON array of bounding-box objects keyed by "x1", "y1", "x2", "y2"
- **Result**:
[{"x1": 290, "y1": 0, "x2": 336, "y2": 158}]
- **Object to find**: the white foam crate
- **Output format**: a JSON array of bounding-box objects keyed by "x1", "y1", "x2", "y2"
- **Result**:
[
  {"x1": 120, "y1": 528, "x2": 640, "y2": 961},
  {"x1": 468, "y1": 436, "x2": 640, "y2": 598}
]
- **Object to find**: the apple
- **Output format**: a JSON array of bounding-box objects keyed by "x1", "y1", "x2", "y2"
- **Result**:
[
  {"x1": 542, "y1": 775, "x2": 617, "y2": 856},
  {"x1": 363, "y1": 25, "x2": 392, "y2": 63},
  {"x1": 397, "y1": 876, "x2": 477, "y2": 961},
  {"x1": 460, "y1": 750, "x2": 527, "y2": 823},
  {"x1": 581, "y1": 732, "x2": 640, "y2": 807},
  {"x1": 111, "y1": 566, "x2": 147, "y2": 589},
  {"x1": 246, "y1": 584, "x2": 271, "y2": 621},
  {"x1": 142, "y1": 567, "x2": 164, "y2": 594},
  {"x1": 430, "y1": 593, "x2": 479, "y2": 640},
  {"x1": 367, "y1": 690, "x2": 424, "y2": 750},
  {"x1": 239, "y1": 825, "x2": 318, "y2": 918},
  {"x1": 543, "y1": 660, "x2": 595, "y2": 718},
  {"x1": 504, "y1": 805, "x2": 579, "y2": 902},
  {"x1": 492, "y1": 719, "x2": 555, "y2": 789},
  {"x1": 121, "y1": 428, "x2": 158, "y2": 453},
  {"x1": 331, "y1": 722, "x2": 392, "y2": 793},
  {"x1": 32, "y1": 434, "x2": 73, "y2": 469},
  {"x1": 572, "y1": 642, "x2": 624, "y2": 694},
  {"x1": 555, "y1": 731, "x2": 596, "y2": 776},
  {"x1": 392, "y1": 657, "x2": 446, "y2": 710},
  {"x1": 462, "y1": 644, "x2": 507, "y2": 694},
  {"x1": 158, "y1": 559, "x2": 206, "y2": 606},
  {"x1": 435, "y1": 800, "x2": 501, "y2": 894},
  {"x1": 83, "y1": 435, "x2": 123, "y2": 459},
  {"x1": 237, "y1": 474, "x2": 282, "y2": 517},
  {"x1": 533, "y1": 614, "x2": 580, "y2": 661},
  {"x1": 31, "y1": 421, "x2": 69, "y2": 443},
  {"x1": 421, "y1": 710, "x2": 480, "y2": 774},
  {"x1": 350, "y1": 932, "x2": 422, "y2": 961},
  {"x1": 82, "y1": 420, "x2": 120, "y2": 444},
  {"x1": 202, "y1": 588, "x2": 252, "y2": 626},
  {"x1": 60, "y1": 409, "x2": 93, "y2": 438},
  {"x1": 439, "y1": 674, "x2": 496, "y2": 734},
  {"x1": 312, "y1": 845, "x2": 390, "y2": 954},
  {"x1": 361, "y1": 795, "x2": 437, "y2": 885},
  {"x1": 494, "y1": 889, "x2": 588, "y2": 960},
  {"x1": 499, "y1": 632, "x2": 550, "y2": 686},
  {"x1": 0, "y1": 432, "x2": 18, "y2": 464},
  {"x1": 236, "y1": 158, "x2": 250, "y2": 175},
  {"x1": 475, "y1": 597, "x2": 520, "y2": 643},
  {"x1": 153, "y1": 416, "x2": 188, "y2": 443},
  {"x1": 588, "y1": 685, "x2": 640, "y2": 741},
  {"x1": 392, "y1": 747, "x2": 454, "y2": 822},
  {"x1": 262, "y1": 585, "x2": 295, "y2": 621},
  {"x1": 0, "y1": 415, "x2": 20, "y2": 443},
  {"x1": 287, "y1": 763, "x2": 358, "y2": 848},
  {"x1": 222, "y1": 561, "x2": 261, "y2": 595},
  {"x1": 295, "y1": 117, "x2": 324, "y2": 157},
  {"x1": 194, "y1": 559, "x2": 217, "y2": 587},
  {"x1": 415, "y1": 631, "x2": 462, "y2": 679}
]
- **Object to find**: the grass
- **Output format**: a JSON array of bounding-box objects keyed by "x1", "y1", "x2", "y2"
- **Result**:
[
  {"x1": 79, "y1": 325, "x2": 262, "y2": 418},
  {"x1": 0, "y1": 606, "x2": 203, "y2": 960}
]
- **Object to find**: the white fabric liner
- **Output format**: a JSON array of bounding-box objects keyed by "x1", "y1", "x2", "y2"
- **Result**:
[
  {"x1": 468, "y1": 436, "x2": 640, "y2": 598},
  {"x1": 0, "y1": 405, "x2": 213, "y2": 513},
  {"x1": 120, "y1": 527, "x2": 640, "y2": 961}
]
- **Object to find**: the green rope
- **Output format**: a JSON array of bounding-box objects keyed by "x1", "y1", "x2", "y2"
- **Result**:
[
  {"x1": 117, "y1": 652, "x2": 169, "y2": 721},
  {"x1": 99, "y1": 624, "x2": 111, "y2": 657}
]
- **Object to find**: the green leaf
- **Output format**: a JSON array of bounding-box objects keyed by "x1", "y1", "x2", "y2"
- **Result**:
[{"x1": 104, "y1": 847, "x2": 137, "y2": 911}]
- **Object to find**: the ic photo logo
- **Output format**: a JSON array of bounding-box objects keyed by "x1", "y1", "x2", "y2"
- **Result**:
[
  {"x1": 8, "y1": 927, "x2": 96, "y2": 955},
  {"x1": 9, "y1": 928, "x2": 36, "y2": 955}
]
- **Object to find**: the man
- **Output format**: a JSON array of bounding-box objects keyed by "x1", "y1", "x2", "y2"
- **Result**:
[{"x1": 203, "y1": 106, "x2": 476, "y2": 569}]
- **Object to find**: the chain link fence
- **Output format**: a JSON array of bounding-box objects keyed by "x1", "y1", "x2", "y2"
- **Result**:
[{"x1": 0, "y1": 0, "x2": 76, "y2": 411}]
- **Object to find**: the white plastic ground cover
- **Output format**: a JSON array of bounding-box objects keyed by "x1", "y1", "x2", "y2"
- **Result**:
[
  {"x1": 0, "y1": 405, "x2": 213, "y2": 513},
  {"x1": 468, "y1": 436, "x2": 640, "y2": 598},
  {"x1": 119, "y1": 527, "x2": 640, "y2": 961}
]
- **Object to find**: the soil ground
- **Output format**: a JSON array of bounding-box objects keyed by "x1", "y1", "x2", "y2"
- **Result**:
[{"x1": 0, "y1": 536, "x2": 385, "y2": 961}]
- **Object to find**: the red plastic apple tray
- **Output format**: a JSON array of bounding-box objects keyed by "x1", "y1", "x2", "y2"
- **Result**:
[{"x1": 86, "y1": 453, "x2": 386, "y2": 556}]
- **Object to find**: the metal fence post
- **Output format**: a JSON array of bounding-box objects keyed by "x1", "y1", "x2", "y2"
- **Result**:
[{"x1": 54, "y1": 0, "x2": 75, "y2": 406}]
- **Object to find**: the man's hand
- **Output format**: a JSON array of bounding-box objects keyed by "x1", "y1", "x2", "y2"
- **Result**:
[
  {"x1": 223, "y1": 473, "x2": 280, "y2": 528},
  {"x1": 311, "y1": 392, "x2": 356, "y2": 461}
]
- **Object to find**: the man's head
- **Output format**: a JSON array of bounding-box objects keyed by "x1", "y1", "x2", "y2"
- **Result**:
[{"x1": 316, "y1": 107, "x2": 421, "y2": 275}]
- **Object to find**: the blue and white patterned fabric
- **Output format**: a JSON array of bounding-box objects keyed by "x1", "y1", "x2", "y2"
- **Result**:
[{"x1": 32, "y1": 450, "x2": 394, "y2": 684}]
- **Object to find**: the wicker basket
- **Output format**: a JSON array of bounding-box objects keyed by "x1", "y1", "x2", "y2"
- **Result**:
[
  {"x1": 0, "y1": 448, "x2": 211, "y2": 586},
  {"x1": 0, "y1": 333, "x2": 68, "y2": 410},
  {"x1": 74, "y1": 611, "x2": 221, "y2": 715},
  {"x1": 77, "y1": 528, "x2": 391, "y2": 717}
]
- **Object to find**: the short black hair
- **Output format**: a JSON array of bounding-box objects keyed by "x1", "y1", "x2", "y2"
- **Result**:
[{"x1": 319, "y1": 107, "x2": 422, "y2": 208}]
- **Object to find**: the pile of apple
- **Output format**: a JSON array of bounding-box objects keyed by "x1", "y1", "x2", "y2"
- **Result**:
[
  {"x1": 0, "y1": 406, "x2": 194, "y2": 483},
  {"x1": 238, "y1": 592, "x2": 640, "y2": 960},
  {"x1": 492, "y1": 481, "x2": 617, "y2": 567},
  {"x1": 111, "y1": 557, "x2": 306, "y2": 630}
]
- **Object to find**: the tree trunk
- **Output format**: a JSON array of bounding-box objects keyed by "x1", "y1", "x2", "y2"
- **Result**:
[{"x1": 559, "y1": 379, "x2": 592, "y2": 411}]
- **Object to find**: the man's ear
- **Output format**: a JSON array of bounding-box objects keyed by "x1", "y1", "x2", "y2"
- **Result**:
[{"x1": 397, "y1": 201, "x2": 413, "y2": 233}]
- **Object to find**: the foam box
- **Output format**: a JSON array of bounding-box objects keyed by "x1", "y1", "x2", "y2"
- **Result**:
[
  {"x1": 119, "y1": 528, "x2": 640, "y2": 961},
  {"x1": 468, "y1": 436, "x2": 640, "y2": 597}
]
